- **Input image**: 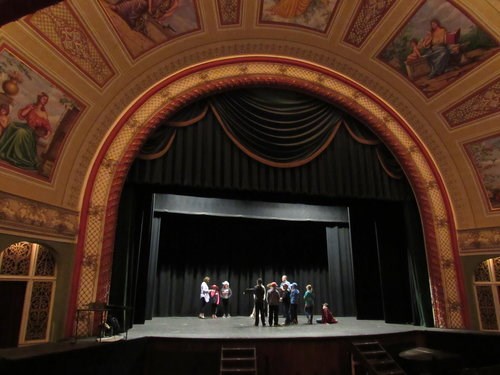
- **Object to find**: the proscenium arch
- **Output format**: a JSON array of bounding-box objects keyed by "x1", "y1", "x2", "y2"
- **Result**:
[{"x1": 67, "y1": 56, "x2": 469, "y2": 336}]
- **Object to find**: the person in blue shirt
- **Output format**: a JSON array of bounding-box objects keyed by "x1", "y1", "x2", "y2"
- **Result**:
[{"x1": 290, "y1": 282, "x2": 300, "y2": 324}]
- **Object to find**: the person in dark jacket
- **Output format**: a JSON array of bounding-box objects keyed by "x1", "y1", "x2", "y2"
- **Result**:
[
  {"x1": 253, "y1": 278, "x2": 266, "y2": 326},
  {"x1": 267, "y1": 282, "x2": 281, "y2": 327}
]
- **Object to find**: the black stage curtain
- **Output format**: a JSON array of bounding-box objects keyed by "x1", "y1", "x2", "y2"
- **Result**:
[
  {"x1": 349, "y1": 201, "x2": 433, "y2": 326},
  {"x1": 151, "y1": 213, "x2": 354, "y2": 318},
  {"x1": 111, "y1": 87, "x2": 432, "y2": 328},
  {"x1": 128, "y1": 88, "x2": 410, "y2": 202}
]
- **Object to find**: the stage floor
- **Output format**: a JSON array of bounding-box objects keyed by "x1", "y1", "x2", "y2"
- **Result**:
[{"x1": 126, "y1": 316, "x2": 431, "y2": 340}]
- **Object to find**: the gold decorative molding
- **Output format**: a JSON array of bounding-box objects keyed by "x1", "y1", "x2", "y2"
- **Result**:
[
  {"x1": 0, "y1": 191, "x2": 78, "y2": 241},
  {"x1": 25, "y1": 2, "x2": 116, "y2": 88},
  {"x1": 442, "y1": 77, "x2": 500, "y2": 128},
  {"x1": 459, "y1": 227, "x2": 500, "y2": 254},
  {"x1": 344, "y1": 0, "x2": 397, "y2": 47}
]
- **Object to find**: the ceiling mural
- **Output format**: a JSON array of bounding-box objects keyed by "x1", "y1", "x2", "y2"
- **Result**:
[
  {"x1": 99, "y1": 0, "x2": 201, "y2": 59},
  {"x1": 0, "y1": 46, "x2": 83, "y2": 180},
  {"x1": 259, "y1": 0, "x2": 338, "y2": 33},
  {"x1": 343, "y1": 0, "x2": 397, "y2": 48},
  {"x1": 442, "y1": 78, "x2": 500, "y2": 129},
  {"x1": 25, "y1": 2, "x2": 116, "y2": 88},
  {"x1": 216, "y1": 0, "x2": 242, "y2": 26},
  {"x1": 378, "y1": 0, "x2": 499, "y2": 98},
  {"x1": 464, "y1": 134, "x2": 500, "y2": 212}
]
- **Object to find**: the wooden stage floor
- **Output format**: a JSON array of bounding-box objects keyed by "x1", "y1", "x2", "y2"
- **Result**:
[{"x1": 126, "y1": 316, "x2": 434, "y2": 340}]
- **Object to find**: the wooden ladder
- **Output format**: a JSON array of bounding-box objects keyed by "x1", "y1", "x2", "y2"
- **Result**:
[
  {"x1": 220, "y1": 346, "x2": 257, "y2": 375},
  {"x1": 351, "y1": 340, "x2": 406, "y2": 375}
]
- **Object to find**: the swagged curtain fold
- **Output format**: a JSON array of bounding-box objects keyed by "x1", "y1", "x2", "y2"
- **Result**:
[
  {"x1": 138, "y1": 88, "x2": 402, "y2": 177},
  {"x1": 130, "y1": 88, "x2": 409, "y2": 201}
]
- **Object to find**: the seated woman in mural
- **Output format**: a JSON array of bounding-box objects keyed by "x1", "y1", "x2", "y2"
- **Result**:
[
  {"x1": 0, "y1": 92, "x2": 51, "y2": 170},
  {"x1": 421, "y1": 19, "x2": 450, "y2": 78}
]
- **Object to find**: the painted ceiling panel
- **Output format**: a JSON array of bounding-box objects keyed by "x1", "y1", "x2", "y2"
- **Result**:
[{"x1": 0, "y1": 0, "x2": 497, "y2": 223}]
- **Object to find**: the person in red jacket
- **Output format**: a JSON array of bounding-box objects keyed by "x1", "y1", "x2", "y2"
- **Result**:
[{"x1": 316, "y1": 302, "x2": 338, "y2": 324}]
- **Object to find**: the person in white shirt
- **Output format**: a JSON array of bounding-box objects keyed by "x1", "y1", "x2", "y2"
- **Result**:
[
  {"x1": 220, "y1": 281, "x2": 233, "y2": 318},
  {"x1": 199, "y1": 276, "x2": 210, "y2": 319}
]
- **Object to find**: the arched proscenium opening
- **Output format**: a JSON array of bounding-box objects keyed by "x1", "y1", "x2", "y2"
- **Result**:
[{"x1": 66, "y1": 56, "x2": 468, "y2": 336}]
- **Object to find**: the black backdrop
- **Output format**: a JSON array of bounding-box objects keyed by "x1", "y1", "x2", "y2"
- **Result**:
[{"x1": 153, "y1": 213, "x2": 341, "y2": 317}]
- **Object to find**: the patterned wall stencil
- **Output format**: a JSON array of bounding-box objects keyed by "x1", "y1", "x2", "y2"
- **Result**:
[
  {"x1": 459, "y1": 227, "x2": 500, "y2": 253},
  {"x1": 378, "y1": 0, "x2": 499, "y2": 98},
  {"x1": 99, "y1": 0, "x2": 201, "y2": 59},
  {"x1": 344, "y1": 0, "x2": 396, "y2": 48},
  {"x1": 0, "y1": 191, "x2": 79, "y2": 240},
  {"x1": 25, "y1": 2, "x2": 116, "y2": 88},
  {"x1": 464, "y1": 134, "x2": 500, "y2": 211},
  {"x1": 0, "y1": 46, "x2": 84, "y2": 180},
  {"x1": 217, "y1": 0, "x2": 242, "y2": 26},
  {"x1": 442, "y1": 78, "x2": 500, "y2": 128},
  {"x1": 259, "y1": 0, "x2": 338, "y2": 33}
]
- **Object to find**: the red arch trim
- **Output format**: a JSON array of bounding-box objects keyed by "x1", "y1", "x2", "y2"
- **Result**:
[{"x1": 66, "y1": 56, "x2": 468, "y2": 336}]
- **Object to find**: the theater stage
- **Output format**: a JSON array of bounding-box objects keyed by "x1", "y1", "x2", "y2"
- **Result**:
[
  {"x1": 2, "y1": 317, "x2": 500, "y2": 375},
  {"x1": 0, "y1": 316, "x2": 428, "y2": 361},
  {"x1": 126, "y1": 316, "x2": 429, "y2": 340}
]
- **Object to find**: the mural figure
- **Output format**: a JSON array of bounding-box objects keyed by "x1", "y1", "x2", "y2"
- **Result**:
[
  {"x1": 110, "y1": 0, "x2": 179, "y2": 38},
  {"x1": 0, "y1": 104, "x2": 10, "y2": 138},
  {"x1": 260, "y1": 0, "x2": 337, "y2": 33},
  {"x1": 420, "y1": 19, "x2": 450, "y2": 78},
  {"x1": 378, "y1": 0, "x2": 499, "y2": 98},
  {"x1": 405, "y1": 38, "x2": 422, "y2": 62},
  {"x1": 0, "y1": 93, "x2": 51, "y2": 170},
  {"x1": 269, "y1": 0, "x2": 313, "y2": 18},
  {"x1": 465, "y1": 136, "x2": 500, "y2": 211},
  {"x1": 102, "y1": 0, "x2": 199, "y2": 58}
]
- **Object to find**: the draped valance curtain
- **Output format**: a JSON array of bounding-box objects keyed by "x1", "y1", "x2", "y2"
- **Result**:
[{"x1": 137, "y1": 88, "x2": 403, "y2": 179}]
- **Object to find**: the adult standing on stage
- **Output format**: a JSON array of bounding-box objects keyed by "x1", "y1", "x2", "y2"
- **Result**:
[
  {"x1": 267, "y1": 282, "x2": 281, "y2": 327},
  {"x1": 199, "y1": 276, "x2": 210, "y2": 319},
  {"x1": 220, "y1": 281, "x2": 232, "y2": 318},
  {"x1": 253, "y1": 278, "x2": 266, "y2": 326},
  {"x1": 280, "y1": 283, "x2": 291, "y2": 325},
  {"x1": 280, "y1": 275, "x2": 291, "y2": 317},
  {"x1": 290, "y1": 282, "x2": 300, "y2": 324}
]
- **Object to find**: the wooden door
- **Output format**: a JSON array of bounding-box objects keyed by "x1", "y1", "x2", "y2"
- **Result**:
[{"x1": 0, "y1": 281, "x2": 27, "y2": 348}]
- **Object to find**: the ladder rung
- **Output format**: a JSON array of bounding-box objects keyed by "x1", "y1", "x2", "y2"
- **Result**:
[
  {"x1": 362, "y1": 350, "x2": 386, "y2": 355},
  {"x1": 369, "y1": 359, "x2": 394, "y2": 364},
  {"x1": 223, "y1": 347, "x2": 256, "y2": 351},
  {"x1": 220, "y1": 369, "x2": 256, "y2": 372},
  {"x1": 221, "y1": 347, "x2": 256, "y2": 375},
  {"x1": 353, "y1": 341, "x2": 380, "y2": 346},
  {"x1": 222, "y1": 358, "x2": 255, "y2": 361}
]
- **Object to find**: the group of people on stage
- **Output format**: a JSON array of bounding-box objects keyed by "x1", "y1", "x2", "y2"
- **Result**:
[
  {"x1": 251, "y1": 275, "x2": 338, "y2": 327},
  {"x1": 199, "y1": 274, "x2": 338, "y2": 326},
  {"x1": 199, "y1": 276, "x2": 233, "y2": 319}
]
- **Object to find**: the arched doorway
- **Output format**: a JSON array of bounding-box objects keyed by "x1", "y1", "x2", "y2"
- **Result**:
[{"x1": 0, "y1": 241, "x2": 57, "y2": 347}]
